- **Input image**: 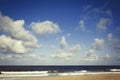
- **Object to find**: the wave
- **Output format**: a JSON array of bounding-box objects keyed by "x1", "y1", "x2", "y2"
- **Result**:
[
  {"x1": 58, "y1": 69, "x2": 120, "y2": 76},
  {"x1": 1, "y1": 71, "x2": 48, "y2": 74},
  {"x1": 59, "y1": 70, "x2": 87, "y2": 76},
  {"x1": 58, "y1": 72, "x2": 120, "y2": 76},
  {"x1": 75, "y1": 70, "x2": 87, "y2": 73},
  {"x1": 58, "y1": 72, "x2": 84, "y2": 76},
  {"x1": 109, "y1": 69, "x2": 120, "y2": 72},
  {"x1": 0, "y1": 71, "x2": 49, "y2": 78},
  {"x1": 0, "y1": 70, "x2": 120, "y2": 78},
  {"x1": 0, "y1": 70, "x2": 87, "y2": 77},
  {"x1": 0, "y1": 74, "x2": 49, "y2": 78}
]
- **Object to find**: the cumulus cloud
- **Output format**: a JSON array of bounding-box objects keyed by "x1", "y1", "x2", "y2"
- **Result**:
[
  {"x1": 110, "y1": 39, "x2": 120, "y2": 53},
  {"x1": 0, "y1": 15, "x2": 37, "y2": 42},
  {"x1": 0, "y1": 55, "x2": 13, "y2": 60},
  {"x1": 81, "y1": 6, "x2": 113, "y2": 32},
  {"x1": 0, "y1": 35, "x2": 27, "y2": 53},
  {"x1": 51, "y1": 50, "x2": 73, "y2": 61},
  {"x1": 104, "y1": 30, "x2": 119, "y2": 53},
  {"x1": 0, "y1": 53, "x2": 44, "y2": 63},
  {"x1": 107, "y1": 33, "x2": 120, "y2": 53},
  {"x1": 31, "y1": 20, "x2": 61, "y2": 35},
  {"x1": 79, "y1": 20, "x2": 85, "y2": 31},
  {"x1": 70, "y1": 44, "x2": 81, "y2": 53},
  {"x1": 51, "y1": 36, "x2": 81, "y2": 61},
  {"x1": 84, "y1": 49, "x2": 110, "y2": 61},
  {"x1": 97, "y1": 18, "x2": 112, "y2": 31},
  {"x1": 60, "y1": 36, "x2": 67, "y2": 49},
  {"x1": 84, "y1": 49, "x2": 98, "y2": 61},
  {"x1": 28, "y1": 54, "x2": 45, "y2": 61},
  {"x1": 66, "y1": 33, "x2": 71, "y2": 37},
  {"x1": 102, "y1": 54, "x2": 110, "y2": 59},
  {"x1": 93, "y1": 38, "x2": 105, "y2": 50},
  {"x1": 0, "y1": 54, "x2": 25, "y2": 60},
  {"x1": 0, "y1": 13, "x2": 39, "y2": 54},
  {"x1": 51, "y1": 44, "x2": 81, "y2": 61}
]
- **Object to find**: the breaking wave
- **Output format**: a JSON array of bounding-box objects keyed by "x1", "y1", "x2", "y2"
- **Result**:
[
  {"x1": 0, "y1": 69, "x2": 120, "y2": 78},
  {"x1": 109, "y1": 69, "x2": 120, "y2": 72}
]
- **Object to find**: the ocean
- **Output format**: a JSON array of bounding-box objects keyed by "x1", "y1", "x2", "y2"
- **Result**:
[{"x1": 0, "y1": 65, "x2": 120, "y2": 79}]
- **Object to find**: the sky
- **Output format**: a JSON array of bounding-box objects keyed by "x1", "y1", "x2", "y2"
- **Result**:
[{"x1": 0, "y1": 0, "x2": 120, "y2": 65}]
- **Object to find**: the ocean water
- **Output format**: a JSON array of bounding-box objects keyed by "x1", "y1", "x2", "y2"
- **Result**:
[
  {"x1": 1, "y1": 65, "x2": 120, "y2": 72},
  {"x1": 0, "y1": 65, "x2": 120, "y2": 80}
]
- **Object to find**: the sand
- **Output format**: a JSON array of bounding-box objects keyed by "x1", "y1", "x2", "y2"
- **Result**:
[{"x1": 20, "y1": 74, "x2": 120, "y2": 80}]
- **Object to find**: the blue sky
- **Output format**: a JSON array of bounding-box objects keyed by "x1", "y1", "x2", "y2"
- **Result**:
[{"x1": 0, "y1": 0, "x2": 120, "y2": 65}]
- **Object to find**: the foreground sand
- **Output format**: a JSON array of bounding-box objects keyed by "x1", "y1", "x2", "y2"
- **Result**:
[{"x1": 21, "y1": 74, "x2": 120, "y2": 80}]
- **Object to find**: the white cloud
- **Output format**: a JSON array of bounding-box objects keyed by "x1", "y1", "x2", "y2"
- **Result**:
[
  {"x1": 84, "y1": 49, "x2": 110, "y2": 61},
  {"x1": 79, "y1": 20, "x2": 85, "y2": 31},
  {"x1": 97, "y1": 18, "x2": 112, "y2": 31},
  {"x1": 84, "y1": 56, "x2": 98, "y2": 61},
  {"x1": 84, "y1": 49, "x2": 98, "y2": 61},
  {"x1": 60, "y1": 36, "x2": 67, "y2": 49},
  {"x1": 13, "y1": 54, "x2": 23, "y2": 59},
  {"x1": 102, "y1": 54, "x2": 110, "y2": 59},
  {"x1": 0, "y1": 35, "x2": 27, "y2": 53},
  {"x1": 110, "y1": 39, "x2": 120, "y2": 53},
  {"x1": 82, "y1": 6, "x2": 113, "y2": 32},
  {"x1": 108, "y1": 33, "x2": 113, "y2": 41},
  {"x1": 86, "y1": 49, "x2": 95, "y2": 56},
  {"x1": 0, "y1": 55, "x2": 13, "y2": 60},
  {"x1": 107, "y1": 33, "x2": 120, "y2": 53},
  {"x1": 51, "y1": 50, "x2": 73, "y2": 61},
  {"x1": 28, "y1": 54, "x2": 45, "y2": 61},
  {"x1": 0, "y1": 13, "x2": 39, "y2": 54},
  {"x1": 51, "y1": 44, "x2": 81, "y2": 61},
  {"x1": 0, "y1": 15, "x2": 38, "y2": 42},
  {"x1": 70, "y1": 44, "x2": 81, "y2": 53},
  {"x1": 0, "y1": 54, "x2": 24, "y2": 60},
  {"x1": 93, "y1": 38, "x2": 105, "y2": 50},
  {"x1": 66, "y1": 33, "x2": 71, "y2": 37},
  {"x1": 51, "y1": 39, "x2": 81, "y2": 61},
  {"x1": 31, "y1": 20, "x2": 61, "y2": 35},
  {"x1": 0, "y1": 53, "x2": 45, "y2": 63}
]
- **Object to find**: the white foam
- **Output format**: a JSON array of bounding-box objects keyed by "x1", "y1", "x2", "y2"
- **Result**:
[
  {"x1": 58, "y1": 72, "x2": 84, "y2": 76},
  {"x1": 1, "y1": 70, "x2": 120, "y2": 78},
  {"x1": 58, "y1": 71, "x2": 120, "y2": 76},
  {"x1": 0, "y1": 74, "x2": 49, "y2": 78},
  {"x1": 0, "y1": 71, "x2": 49, "y2": 78},
  {"x1": 109, "y1": 69, "x2": 120, "y2": 72},
  {"x1": 1, "y1": 71, "x2": 48, "y2": 74},
  {"x1": 75, "y1": 70, "x2": 87, "y2": 73}
]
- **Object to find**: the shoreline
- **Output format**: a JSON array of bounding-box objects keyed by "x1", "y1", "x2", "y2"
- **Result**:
[
  {"x1": 0, "y1": 71, "x2": 120, "y2": 77},
  {"x1": 19, "y1": 74, "x2": 120, "y2": 80}
]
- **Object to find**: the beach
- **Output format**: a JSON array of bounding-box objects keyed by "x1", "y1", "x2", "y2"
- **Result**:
[{"x1": 20, "y1": 74, "x2": 120, "y2": 80}]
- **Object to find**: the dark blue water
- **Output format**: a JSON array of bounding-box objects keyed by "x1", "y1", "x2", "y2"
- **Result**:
[{"x1": 0, "y1": 65, "x2": 120, "y2": 72}]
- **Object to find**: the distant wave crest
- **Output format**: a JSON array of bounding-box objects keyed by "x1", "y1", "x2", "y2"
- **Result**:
[{"x1": 109, "y1": 69, "x2": 120, "y2": 72}]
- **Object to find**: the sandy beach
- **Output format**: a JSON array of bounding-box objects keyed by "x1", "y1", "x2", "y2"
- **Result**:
[{"x1": 20, "y1": 74, "x2": 120, "y2": 80}]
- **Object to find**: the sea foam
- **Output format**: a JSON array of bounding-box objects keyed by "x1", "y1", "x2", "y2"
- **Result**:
[{"x1": 109, "y1": 69, "x2": 120, "y2": 72}]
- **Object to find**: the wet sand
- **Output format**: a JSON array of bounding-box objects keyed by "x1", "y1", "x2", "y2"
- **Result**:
[{"x1": 20, "y1": 74, "x2": 120, "y2": 80}]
